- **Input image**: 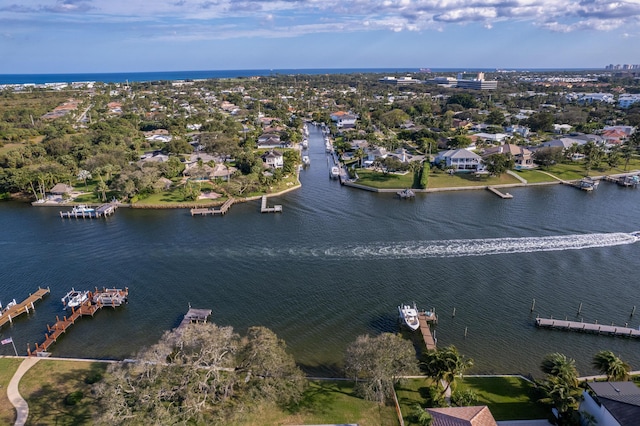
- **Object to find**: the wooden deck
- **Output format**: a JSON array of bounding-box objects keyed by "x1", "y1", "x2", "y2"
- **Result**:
[
  {"x1": 179, "y1": 308, "x2": 212, "y2": 328},
  {"x1": 260, "y1": 195, "x2": 282, "y2": 213},
  {"x1": 60, "y1": 203, "x2": 117, "y2": 219},
  {"x1": 535, "y1": 317, "x2": 640, "y2": 338},
  {"x1": 418, "y1": 311, "x2": 438, "y2": 351},
  {"x1": 191, "y1": 198, "x2": 235, "y2": 216},
  {"x1": 0, "y1": 287, "x2": 50, "y2": 329},
  {"x1": 29, "y1": 288, "x2": 128, "y2": 356},
  {"x1": 487, "y1": 186, "x2": 513, "y2": 199}
]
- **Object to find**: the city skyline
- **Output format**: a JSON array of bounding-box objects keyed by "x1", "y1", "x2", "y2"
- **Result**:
[{"x1": 1, "y1": 0, "x2": 639, "y2": 74}]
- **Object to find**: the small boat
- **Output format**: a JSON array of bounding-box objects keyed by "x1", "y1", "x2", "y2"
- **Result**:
[
  {"x1": 302, "y1": 155, "x2": 310, "y2": 166},
  {"x1": 330, "y1": 166, "x2": 340, "y2": 179},
  {"x1": 302, "y1": 138, "x2": 309, "y2": 149},
  {"x1": 0, "y1": 299, "x2": 17, "y2": 315},
  {"x1": 398, "y1": 303, "x2": 420, "y2": 331},
  {"x1": 578, "y1": 177, "x2": 599, "y2": 191},
  {"x1": 61, "y1": 289, "x2": 90, "y2": 309},
  {"x1": 71, "y1": 204, "x2": 95, "y2": 214},
  {"x1": 397, "y1": 188, "x2": 415, "y2": 199}
]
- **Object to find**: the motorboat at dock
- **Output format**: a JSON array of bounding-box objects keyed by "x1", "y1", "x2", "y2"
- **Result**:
[
  {"x1": 398, "y1": 303, "x2": 420, "y2": 331},
  {"x1": 61, "y1": 289, "x2": 90, "y2": 309}
]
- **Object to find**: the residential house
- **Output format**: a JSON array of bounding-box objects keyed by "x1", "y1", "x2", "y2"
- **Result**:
[
  {"x1": 50, "y1": 183, "x2": 73, "y2": 196},
  {"x1": 602, "y1": 129, "x2": 628, "y2": 145},
  {"x1": 618, "y1": 94, "x2": 640, "y2": 109},
  {"x1": 505, "y1": 124, "x2": 530, "y2": 137},
  {"x1": 257, "y1": 133, "x2": 282, "y2": 148},
  {"x1": 427, "y1": 405, "x2": 497, "y2": 426},
  {"x1": 580, "y1": 381, "x2": 640, "y2": 426},
  {"x1": 553, "y1": 124, "x2": 572, "y2": 134},
  {"x1": 603, "y1": 125, "x2": 635, "y2": 136},
  {"x1": 538, "y1": 137, "x2": 586, "y2": 150},
  {"x1": 473, "y1": 132, "x2": 510, "y2": 144},
  {"x1": 139, "y1": 151, "x2": 169, "y2": 163},
  {"x1": 364, "y1": 147, "x2": 388, "y2": 166},
  {"x1": 261, "y1": 150, "x2": 284, "y2": 169},
  {"x1": 482, "y1": 143, "x2": 534, "y2": 170},
  {"x1": 435, "y1": 149, "x2": 484, "y2": 172},
  {"x1": 330, "y1": 111, "x2": 358, "y2": 128}
]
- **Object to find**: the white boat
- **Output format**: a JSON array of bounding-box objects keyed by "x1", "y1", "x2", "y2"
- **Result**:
[
  {"x1": 302, "y1": 138, "x2": 309, "y2": 149},
  {"x1": 397, "y1": 189, "x2": 415, "y2": 199},
  {"x1": 71, "y1": 205, "x2": 95, "y2": 214},
  {"x1": 61, "y1": 289, "x2": 90, "y2": 308},
  {"x1": 302, "y1": 155, "x2": 310, "y2": 166},
  {"x1": 398, "y1": 303, "x2": 420, "y2": 331},
  {"x1": 330, "y1": 166, "x2": 340, "y2": 179}
]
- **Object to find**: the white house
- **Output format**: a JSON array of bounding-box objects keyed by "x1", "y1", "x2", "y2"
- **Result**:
[
  {"x1": 618, "y1": 94, "x2": 640, "y2": 109},
  {"x1": 330, "y1": 111, "x2": 358, "y2": 128},
  {"x1": 261, "y1": 150, "x2": 284, "y2": 169},
  {"x1": 580, "y1": 381, "x2": 640, "y2": 426},
  {"x1": 435, "y1": 149, "x2": 484, "y2": 172},
  {"x1": 473, "y1": 132, "x2": 510, "y2": 144}
]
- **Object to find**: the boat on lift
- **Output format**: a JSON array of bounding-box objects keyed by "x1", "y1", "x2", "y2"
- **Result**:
[{"x1": 61, "y1": 289, "x2": 90, "y2": 309}]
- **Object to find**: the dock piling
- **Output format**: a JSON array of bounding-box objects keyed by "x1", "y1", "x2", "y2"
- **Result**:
[
  {"x1": 530, "y1": 299, "x2": 536, "y2": 312},
  {"x1": 452, "y1": 307, "x2": 456, "y2": 318},
  {"x1": 632, "y1": 306, "x2": 636, "y2": 317},
  {"x1": 577, "y1": 302, "x2": 582, "y2": 315}
]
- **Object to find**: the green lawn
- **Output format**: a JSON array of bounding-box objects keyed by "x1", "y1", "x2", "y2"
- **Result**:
[
  {"x1": 427, "y1": 171, "x2": 520, "y2": 188},
  {"x1": 355, "y1": 169, "x2": 415, "y2": 189},
  {"x1": 396, "y1": 376, "x2": 548, "y2": 423},
  {"x1": 0, "y1": 358, "x2": 22, "y2": 425},
  {"x1": 457, "y1": 376, "x2": 548, "y2": 420},
  {"x1": 512, "y1": 169, "x2": 559, "y2": 183}
]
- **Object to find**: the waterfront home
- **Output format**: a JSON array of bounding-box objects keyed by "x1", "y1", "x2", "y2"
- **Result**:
[
  {"x1": 257, "y1": 133, "x2": 282, "y2": 148},
  {"x1": 473, "y1": 132, "x2": 510, "y2": 144},
  {"x1": 580, "y1": 381, "x2": 640, "y2": 426},
  {"x1": 601, "y1": 129, "x2": 628, "y2": 145},
  {"x1": 330, "y1": 111, "x2": 358, "y2": 128},
  {"x1": 50, "y1": 183, "x2": 73, "y2": 197},
  {"x1": 261, "y1": 150, "x2": 284, "y2": 169},
  {"x1": 209, "y1": 163, "x2": 237, "y2": 181},
  {"x1": 482, "y1": 144, "x2": 535, "y2": 170},
  {"x1": 427, "y1": 405, "x2": 497, "y2": 426},
  {"x1": 538, "y1": 137, "x2": 586, "y2": 150},
  {"x1": 435, "y1": 149, "x2": 484, "y2": 172}
]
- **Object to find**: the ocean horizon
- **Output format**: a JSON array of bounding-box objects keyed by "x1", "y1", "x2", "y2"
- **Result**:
[{"x1": 0, "y1": 67, "x2": 605, "y2": 85}]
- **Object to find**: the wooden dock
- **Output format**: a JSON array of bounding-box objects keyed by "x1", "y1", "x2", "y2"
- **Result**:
[
  {"x1": 179, "y1": 308, "x2": 212, "y2": 329},
  {"x1": 487, "y1": 186, "x2": 513, "y2": 199},
  {"x1": 191, "y1": 198, "x2": 235, "y2": 216},
  {"x1": 418, "y1": 311, "x2": 438, "y2": 351},
  {"x1": 535, "y1": 317, "x2": 640, "y2": 338},
  {"x1": 28, "y1": 288, "x2": 128, "y2": 356},
  {"x1": 260, "y1": 195, "x2": 282, "y2": 213},
  {"x1": 0, "y1": 287, "x2": 50, "y2": 329},
  {"x1": 60, "y1": 203, "x2": 117, "y2": 219}
]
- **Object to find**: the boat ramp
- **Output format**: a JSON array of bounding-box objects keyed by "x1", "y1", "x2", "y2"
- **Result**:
[
  {"x1": 0, "y1": 287, "x2": 50, "y2": 329},
  {"x1": 190, "y1": 198, "x2": 235, "y2": 216},
  {"x1": 28, "y1": 288, "x2": 128, "y2": 357},
  {"x1": 418, "y1": 310, "x2": 438, "y2": 351},
  {"x1": 60, "y1": 203, "x2": 117, "y2": 218},
  {"x1": 535, "y1": 316, "x2": 640, "y2": 339},
  {"x1": 260, "y1": 195, "x2": 282, "y2": 213},
  {"x1": 486, "y1": 186, "x2": 513, "y2": 198}
]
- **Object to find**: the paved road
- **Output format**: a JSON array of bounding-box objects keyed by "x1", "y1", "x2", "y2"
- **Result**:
[{"x1": 7, "y1": 358, "x2": 39, "y2": 426}]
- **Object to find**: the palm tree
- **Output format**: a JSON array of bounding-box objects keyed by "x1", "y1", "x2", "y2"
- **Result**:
[
  {"x1": 592, "y1": 350, "x2": 630, "y2": 381},
  {"x1": 538, "y1": 375, "x2": 582, "y2": 425},
  {"x1": 423, "y1": 345, "x2": 473, "y2": 396},
  {"x1": 540, "y1": 352, "x2": 579, "y2": 387}
]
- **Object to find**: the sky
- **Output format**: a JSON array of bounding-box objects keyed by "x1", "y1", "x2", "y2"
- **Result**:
[{"x1": 1, "y1": 0, "x2": 639, "y2": 73}]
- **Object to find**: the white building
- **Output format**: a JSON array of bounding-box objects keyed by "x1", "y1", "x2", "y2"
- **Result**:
[{"x1": 618, "y1": 94, "x2": 640, "y2": 109}]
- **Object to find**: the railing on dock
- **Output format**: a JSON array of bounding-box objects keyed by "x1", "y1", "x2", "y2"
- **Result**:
[
  {"x1": 60, "y1": 203, "x2": 117, "y2": 219},
  {"x1": 535, "y1": 317, "x2": 640, "y2": 338},
  {"x1": 0, "y1": 287, "x2": 50, "y2": 329},
  {"x1": 191, "y1": 198, "x2": 235, "y2": 216}
]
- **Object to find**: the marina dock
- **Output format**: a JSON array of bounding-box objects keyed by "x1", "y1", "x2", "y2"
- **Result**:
[
  {"x1": 0, "y1": 287, "x2": 50, "y2": 328},
  {"x1": 486, "y1": 186, "x2": 513, "y2": 199},
  {"x1": 60, "y1": 203, "x2": 117, "y2": 218},
  {"x1": 28, "y1": 288, "x2": 128, "y2": 356},
  {"x1": 418, "y1": 311, "x2": 438, "y2": 351},
  {"x1": 191, "y1": 198, "x2": 235, "y2": 216},
  {"x1": 260, "y1": 195, "x2": 282, "y2": 213},
  {"x1": 535, "y1": 317, "x2": 640, "y2": 338}
]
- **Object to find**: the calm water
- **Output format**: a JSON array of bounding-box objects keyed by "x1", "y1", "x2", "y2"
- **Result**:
[{"x1": 1, "y1": 125, "x2": 639, "y2": 377}]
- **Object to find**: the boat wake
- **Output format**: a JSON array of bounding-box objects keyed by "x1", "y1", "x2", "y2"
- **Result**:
[{"x1": 235, "y1": 232, "x2": 639, "y2": 260}]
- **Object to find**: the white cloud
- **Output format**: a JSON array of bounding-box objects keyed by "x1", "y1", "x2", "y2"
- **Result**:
[{"x1": 2, "y1": 0, "x2": 639, "y2": 37}]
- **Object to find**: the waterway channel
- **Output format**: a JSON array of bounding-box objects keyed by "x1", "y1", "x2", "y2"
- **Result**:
[{"x1": 1, "y1": 124, "x2": 639, "y2": 377}]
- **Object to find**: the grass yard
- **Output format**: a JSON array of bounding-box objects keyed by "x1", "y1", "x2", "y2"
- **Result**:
[
  {"x1": 396, "y1": 376, "x2": 548, "y2": 423},
  {"x1": 355, "y1": 168, "x2": 415, "y2": 189},
  {"x1": 255, "y1": 380, "x2": 399, "y2": 426},
  {"x1": 512, "y1": 169, "x2": 559, "y2": 183},
  {"x1": 20, "y1": 359, "x2": 108, "y2": 426},
  {"x1": 427, "y1": 171, "x2": 520, "y2": 188},
  {"x1": 0, "y1": 358, "x2": 23, "y2": 425},
  {"x1": 457, "y1": 376, "x2": 548, "y2": 420}
]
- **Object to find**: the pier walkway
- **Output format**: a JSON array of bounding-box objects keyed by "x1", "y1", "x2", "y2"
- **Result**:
[
  {"x1": 28, "y1": 288, "x2": 128, "y2": 356},
  {"x1": 486, "y1": 186, "x2": 513, "y2": 199},
  {"x1": 418, "y1": 311, "x2": 438, "y2": 351},
  {"x1": 535, "y1": 317, "x2": 640, "y2": 338},
  {"x1": 191, "y1": 198, "x2": 235, "y2": 216},
  {"x1": 260, "y1": 195, "x2": 282, "y2": 213},
  {"x1": 179, "y1": 308, "x2": 212, "y2": 328},
  {"x1": 0, "y1": 288, "x2": 50, "y2": 329}
]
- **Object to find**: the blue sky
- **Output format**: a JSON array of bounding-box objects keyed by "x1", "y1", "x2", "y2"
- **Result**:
[{"x1": 1, "y1": 0, "x2": 639, "y2": 73}]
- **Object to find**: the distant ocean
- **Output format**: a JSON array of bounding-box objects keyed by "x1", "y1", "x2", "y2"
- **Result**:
[{"x1": 0, "y1": 67, "x2": 599, "y2": 85}]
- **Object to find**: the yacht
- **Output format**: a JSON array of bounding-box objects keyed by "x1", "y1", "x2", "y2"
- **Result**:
[
  {"x1": 330, "y1": 166, "x2": 340, "y2": 179},
  {"x1": 61, "y1": 289, "x2": 90, "y2": 309},
  {"x1": 71, "y1": 205, "x2": 95, "y2": 214},
  {"x1": 398, "y1": 303, "x2": 420, "y2": 331},
  {"x1": 302, "y1": 155, "x2": 310, "y2": 166}
]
